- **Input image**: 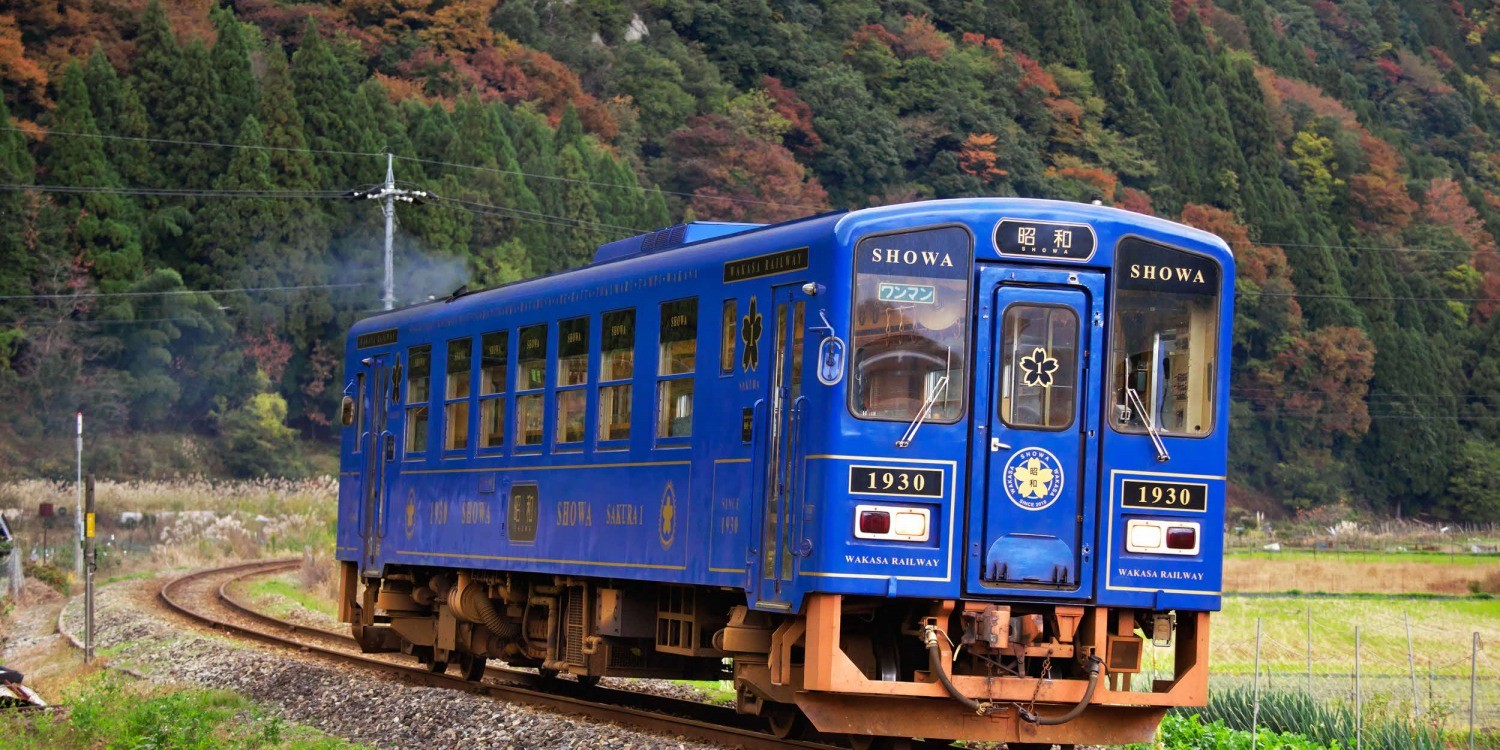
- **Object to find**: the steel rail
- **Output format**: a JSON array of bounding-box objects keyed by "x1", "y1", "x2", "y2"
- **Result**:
[{"x1": 159, "y1": 560, "x2": 845, "y2": 750}]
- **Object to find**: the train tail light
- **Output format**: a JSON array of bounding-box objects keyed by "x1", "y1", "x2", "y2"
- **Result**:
[
  {"x1": 1125, "y1": 520, "x2": 1201, "y2": 555},
  {"x1": 854, "y1": 505, "x2": 931, "y2": 542},
  {"x1": 1165, "y1": 526, "x2": 1197, "y2": 551}
]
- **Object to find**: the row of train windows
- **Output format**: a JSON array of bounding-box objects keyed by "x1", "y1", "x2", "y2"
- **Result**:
[{"x1": 396, "y1": 299, "x2": 701, "y2": 457}]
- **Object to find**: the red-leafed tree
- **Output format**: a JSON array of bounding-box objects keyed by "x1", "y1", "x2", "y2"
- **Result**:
[
  {"x1": 666, "y1": 114, "x2": 829, "y2": 224},
  {"x1": 957, "y1": 133, "x2": 1005, "y2": 182}
]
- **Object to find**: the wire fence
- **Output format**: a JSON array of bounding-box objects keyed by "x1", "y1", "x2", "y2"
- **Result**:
[{"x1": 1145, "y1": 604, "x2": 1497, "y2": 744}]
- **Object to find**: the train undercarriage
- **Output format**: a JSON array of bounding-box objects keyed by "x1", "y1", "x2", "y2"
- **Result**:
[{"x1": 339, "y1": 562, "x2": 1207, "y2": 747}]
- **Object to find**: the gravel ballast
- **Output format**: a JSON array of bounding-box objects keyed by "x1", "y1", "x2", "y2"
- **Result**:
[{"x1": 58, "y1": 576, "x2": 726, "y2": 749}]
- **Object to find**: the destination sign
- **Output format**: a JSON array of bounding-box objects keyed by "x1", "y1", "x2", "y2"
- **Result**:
[
  {"x1": 849, "y1": 465, "x2": 945, "y2": 499},
  {"x1": 1116, "y1": 238, "x2": 1219, "y2": 295},
  {"x1": 356, "y1": 329, "x2": 398, "y2": 348},
  {"x1": 995, "y1": 219, "x2": 1096, "y2": 261},
  {"x1": 1121, "y1": 479, "x2": 1208, "y2": 512},
  {"x1": 855, "y1": 226, "x2": 971, "y2": 280},
  {"x1": 509, "y1": 484, "x2": 540, "y2": 542},
  {"x1": 724, "y1": 247, "x2": 809, "y2": 283}
]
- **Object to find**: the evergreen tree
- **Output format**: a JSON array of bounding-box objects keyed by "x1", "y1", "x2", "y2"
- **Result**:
[
  {"x1": 210, "y1": 5, "x2": 259, "y2": 142},
  {"x1": 41, "y1": 63, "x2": 142, "y2": 290}
]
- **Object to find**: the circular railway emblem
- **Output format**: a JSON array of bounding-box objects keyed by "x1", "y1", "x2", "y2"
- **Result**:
[{"x1": 1001, "y1": 447, "x2": 1065, "y2": 511}]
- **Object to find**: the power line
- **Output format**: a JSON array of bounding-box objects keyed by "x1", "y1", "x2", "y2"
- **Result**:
[
  {"x1": 0, "y1": 183, "x2": 345, "y2": 199},
  {"x1": 430, "y1": 194, "x2": 648, "y2": 236},
  {"x1": 1238, "y1": 240, "x2": 1476, "y2": 256},
  {"x1": 1240, "y1": 290, "x2": 1500, "y2": 302},
  {"x1": 393, "y1": 154, "x2": 818, "y2": 212},
  {"x1": 0, "y1": 125, "x2": 383, "y2": 159},
  {"x1": 0, "y1": 282, "x2": 366, "y2": 302}
]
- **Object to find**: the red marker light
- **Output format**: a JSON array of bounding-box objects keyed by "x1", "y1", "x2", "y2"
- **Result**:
[
  {"x1": 859, "y1": 510, "x2": 891, "y2": 535},
  {"x1": 1165, "y1": 526, "x2": 1197, "y2": 550}
]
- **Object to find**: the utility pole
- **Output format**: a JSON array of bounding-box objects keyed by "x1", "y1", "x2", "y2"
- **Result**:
[
  {"x1": 74, "y1": 411, "x2": 82, "y2": 579},
  {"x1": 349, "y1": 154, "x2": 428, "y2": 310},
  {"x1": 84, "y1": 474, "x2": 95, "y2": 664}
]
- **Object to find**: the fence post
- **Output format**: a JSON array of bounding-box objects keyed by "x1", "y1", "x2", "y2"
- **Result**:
[
  {"x1": 1355, "y1": 625, "x2": 1362, "y2": 750},
  {"x1": 1306, "y1": 605, "x2": 1313, "y2": 695},
  {"x1": 1253, "y1": 617, "x2": 1263, "y2": 750},
  {"x1": 1472, "y1": 631, "x2": 1479, "y2": 750},
  {"x1": 1406, "y1": 611, "x2": 1419, "y2": 719}
]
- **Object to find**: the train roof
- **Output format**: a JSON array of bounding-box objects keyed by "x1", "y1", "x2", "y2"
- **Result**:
[{"x1": 349, "y1": 197, "x2": 1231, "y2": 339}]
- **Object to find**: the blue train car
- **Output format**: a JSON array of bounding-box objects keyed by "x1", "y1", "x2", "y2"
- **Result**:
[{"x1": 335, "y1": 197, "x2": 1232, "y2": 747}]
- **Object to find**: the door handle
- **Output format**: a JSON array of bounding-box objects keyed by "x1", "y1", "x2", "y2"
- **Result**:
[{"x1": 990, "y1": 438, "x2": 1011, "y2": 453}]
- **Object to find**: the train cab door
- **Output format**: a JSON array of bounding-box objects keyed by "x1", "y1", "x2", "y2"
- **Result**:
[
  {"x1": 359, "y1": 354, "x2": 394, "y2": 577},
  {"x1": 966, "y1": 266, "x2": 1104, "y2": 599},
  {"x1": 752, "y1": 284, "x2": 808, "y2": 609}
]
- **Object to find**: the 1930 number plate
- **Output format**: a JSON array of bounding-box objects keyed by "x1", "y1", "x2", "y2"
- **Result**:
[
  {"x1": 1121, "y1": 479, "x2": 1208, "y2": 512},
  {"x1": 849, "y1": 465, "x2": 945, "y2": 498}
]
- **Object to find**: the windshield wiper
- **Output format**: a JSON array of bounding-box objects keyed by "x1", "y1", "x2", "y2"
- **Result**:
[
  {"x1": 1125, "y1": 385, "x2": 1170, "y2": 462},
  {"x1": 897, "y1": 348, "x2": 951, "y2": 449},
  {"x1": 897, "y1": 373, "x2": 949, "y2": 449}
]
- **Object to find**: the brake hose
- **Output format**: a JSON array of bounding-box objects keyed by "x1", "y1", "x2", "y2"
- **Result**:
[
  {"x1": 1017, "y1": 654, "x2": 1105, "y2": 725},
  {"x1": 922, "y1": 624, "x2": 1106, "y2": 724}
]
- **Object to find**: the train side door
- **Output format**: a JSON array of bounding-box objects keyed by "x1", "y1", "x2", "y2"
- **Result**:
[
  {"x1": 360, "y1": 355, "x2": 393, "y2": 576},
  {"x1": 966, "y1": 267, "x2": 1103, "y2": 599},
  {"x1": 753, "y1": 284, "x2": 807, "y2": 608}
]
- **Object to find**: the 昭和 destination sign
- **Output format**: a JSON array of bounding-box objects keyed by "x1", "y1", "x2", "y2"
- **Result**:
[{"x1": 994, "y1": 219, "x2": 1096, "y2": 261}]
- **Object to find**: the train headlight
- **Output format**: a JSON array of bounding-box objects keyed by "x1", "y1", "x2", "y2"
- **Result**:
[{"x1": 854, "y1": 504, "x2": 931, "y2": 542}]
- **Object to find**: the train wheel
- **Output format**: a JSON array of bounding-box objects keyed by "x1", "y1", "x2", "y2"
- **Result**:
[
  {"x1": 764, "y1": 705, "x2": 807, "y2": 739},
  {"x1": 460, "y1": 655, "x2": 487, "y2": 682},
  {"x1": 576, "y1": 675, "x2": 601, "y2": 687},
  {"x1": 426, "y1": 658, "x2": 449, "y2": 674},
  {"x1": 538, "y1": 668, "x2": 560, "y2": 681}
]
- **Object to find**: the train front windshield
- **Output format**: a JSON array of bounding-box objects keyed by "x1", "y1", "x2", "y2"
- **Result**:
[
  {"x1": 850, "y1": 227, "x2": 972, "y2": 423},
  {"x1": 1111, "y1": 237, "x2": 1221, "y2": 437}
]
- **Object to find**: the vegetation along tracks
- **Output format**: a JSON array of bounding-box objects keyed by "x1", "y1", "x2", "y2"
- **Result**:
[{"x1": 158, "y1": 560, "x2": 872, "y2": 750}]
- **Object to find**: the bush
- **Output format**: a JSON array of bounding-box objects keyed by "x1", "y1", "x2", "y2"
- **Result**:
[
  {"x1": 1134, "y1": 712, "x2": 1338, "y2": 749},
  {"x1": 23, "y1": 560, "x2": 69, "y2": 594},
  {"x1": 1182, "y1": 686, "x2": 1441, "y2": 750},
  {"x1": 218, "y1": 392, "x2": 307, "y2": 479}
]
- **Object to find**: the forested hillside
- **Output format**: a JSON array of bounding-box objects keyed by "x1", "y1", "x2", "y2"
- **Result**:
[{"x1": 0, "y1": 1, "x2": 1497, "y2": 521}]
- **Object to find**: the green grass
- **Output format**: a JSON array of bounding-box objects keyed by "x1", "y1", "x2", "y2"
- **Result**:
[
  {"x1": 1205, "y1": 595, "x2": 1500, "y2": 676},
  {"x1": 675, "y1": 679, "x2": 736, "y2": 704},
  {"x1": 0, "y1": 673, "x2": 361, "y2": 749},
  {"x1": 1226, "y1": 549, "x2": 1500, "y2": 565},
  {"x1": 1129, "y1": 712, "x2": 1340, "y2": 749},
  {"x1": 246, "y1": 576, "x2": 337, "y2": 619},
  {"x1": 104, "y1": 570, "x2": 157, "y2": 584}
]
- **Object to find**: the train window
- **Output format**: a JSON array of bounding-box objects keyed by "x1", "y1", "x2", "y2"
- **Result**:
[
  {"x1": 598, "y1": 309, "x2": 634, "y2": 442},
  {"x1": 999, "y1": 305, "x2": 1077, "y2": 430},
  {"x1": 657, "y1": 299, "x2": 697, "y2": 438},
  {"x1": 517, "y1": 324, "x2": 547, "y2": 392},
  {"x1": 405, "y1": 345, "x2": 431, "y2": 456},
  {"x1": 516, "y1": 324, "x2": 547, "y2": 447},
  {"x1": 720, "y1": 300, "x2": 736, "y2": 376},
  {"x1": 850, "y1": 226, "x2": 972, "y2": 423},
  {"x1": 480, "y1": 331, "x2": 508, "y2": 396},
  {"x1": 479, "y1": 332, "x2": 507, "y2": 450},
  {"x1": 556, "y1": 317, "x2": 589, "y2": 446},
  {"x1": 1111, "y1": 238, "x2": 1220, "y2": 437},
  {"x1": 558, "y1": 317, "x2": 589, "y2": 386},
  {"x1": 444, "y1": 337, "x2": 471, "y2": 452}
]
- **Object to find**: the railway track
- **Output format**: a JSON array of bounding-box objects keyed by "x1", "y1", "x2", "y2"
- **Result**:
[{"x1": 158, "y1": 560, "x2": 922, "y2": 750}]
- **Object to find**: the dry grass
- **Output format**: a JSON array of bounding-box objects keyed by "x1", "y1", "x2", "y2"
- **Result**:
[
  {"x1": 1223, "y1": 556, "x2": 1500, "y2": 594},
  {"x1": 0, "y1": 478, "x2": 339, "y2": 581}
]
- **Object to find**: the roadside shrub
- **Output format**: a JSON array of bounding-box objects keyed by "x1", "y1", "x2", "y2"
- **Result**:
[
  {"x1": 1135, "y1": 712, "x2": 1337, "y2": 749},
  {"x1": 1182, "y1": 686, "x2": 1441, "y2": 750},
  {"x1": 23, "y1": 560, "x2": 69, "y2": 594}
]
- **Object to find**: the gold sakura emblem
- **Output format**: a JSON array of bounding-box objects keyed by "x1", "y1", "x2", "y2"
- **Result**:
[{"x1": 1011, "y1": 458, "x2": 1054, "y2": 499}]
